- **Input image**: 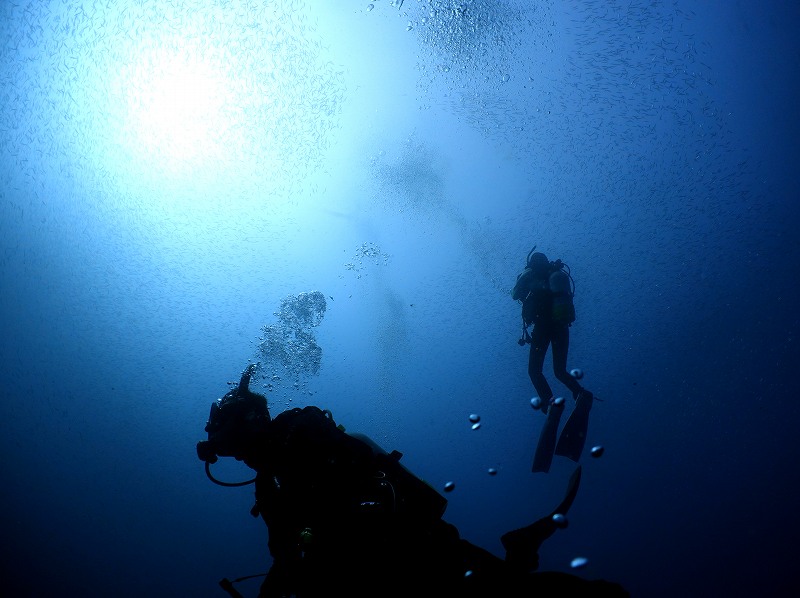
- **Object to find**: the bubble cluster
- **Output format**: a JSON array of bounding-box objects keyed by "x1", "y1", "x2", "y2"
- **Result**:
[
  {"x1": 344, "y1": 242, "x2": 391, "y2": 277},
  {"x1": 274, "y1": 291, "x2": 328, "y2": 331},
  {"x1": 409, "y1": 0, "x2": 532, "y2": 93},
  {"x1": 255, "y1": 291, "x2": 327, "y2": 386}
]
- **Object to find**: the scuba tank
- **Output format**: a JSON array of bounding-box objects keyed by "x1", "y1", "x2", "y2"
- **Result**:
[
  {"x1": 549, "y1": 262, "x2": 576, "y2": 325},
  {"x1": 348, "y1": 432, "x2": 448, "y2": 523}
]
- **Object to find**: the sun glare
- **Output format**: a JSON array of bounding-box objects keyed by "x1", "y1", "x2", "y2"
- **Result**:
[
  {"x1": 103, "y1": 5, "x2": 344, "y2": 200},
  {"x1": 124, "y1": 42, "x2": 240, "y2": 171}
]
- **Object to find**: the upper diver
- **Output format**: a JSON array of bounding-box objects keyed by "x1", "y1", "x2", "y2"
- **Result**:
[{"x1": 511, "y1": 247, "x2": 597, "y2": 473}]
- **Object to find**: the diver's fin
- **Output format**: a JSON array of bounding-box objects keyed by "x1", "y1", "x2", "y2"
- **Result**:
[
  {"x1": 502, "y1": 465, "x2": 582, "y2": 571},
  {"x1": 553, "y1": 463, "x2": 582, "y2": 516},
  {"x1": 532, "y1": 399, "x2": 565, "y2": 473},
  {"x1": 554, "y1": 391, "x2": 594, "y2": 462}
]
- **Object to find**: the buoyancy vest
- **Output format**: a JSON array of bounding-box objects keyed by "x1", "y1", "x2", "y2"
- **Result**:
[
  {"x1": 514, "y1": 262, "x2": 576, "y2": 327},
  {"x1": 521, "y1": 275, "x2": 552, "y2": 326}
]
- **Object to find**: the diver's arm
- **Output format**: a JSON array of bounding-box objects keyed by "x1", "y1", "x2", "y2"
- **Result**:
[
  {"x1": 512, "y1": 268, "x2": 533, "y2": 301},
  {"x1": 239, "y1": 364, "x2": 256, "y2": 393}
]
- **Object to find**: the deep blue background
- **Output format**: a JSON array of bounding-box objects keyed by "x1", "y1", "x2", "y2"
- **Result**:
[{"x1": 2, "y1": 1, "x2": 798, "y2": 596}]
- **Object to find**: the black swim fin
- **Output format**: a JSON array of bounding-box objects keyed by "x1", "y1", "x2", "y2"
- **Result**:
[
  {"x1": 532, "y1": 399, "x2": 565, "y2": 473},
  {"x1": 554, "y1": 463, "x2": 582, "y2": 515},
  {"x1": 555, "y1": 391, "x2": 594, "y2": 462},
  {"x1": 502, "y1": 465, "x2": 582, "y2": 571}
]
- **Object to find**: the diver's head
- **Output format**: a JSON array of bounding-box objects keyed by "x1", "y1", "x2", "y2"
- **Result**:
[
  {"x1": 196, "y1": 365, "x2": 271, "y2": 464},
  {"x1": 527, "y1": 251, "x2": 550, "y2": 276}
]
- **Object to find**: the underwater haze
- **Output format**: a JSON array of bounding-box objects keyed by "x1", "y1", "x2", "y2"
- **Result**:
[{"x1": 2, "y1": 1, "x2": 799, "y2": 596}]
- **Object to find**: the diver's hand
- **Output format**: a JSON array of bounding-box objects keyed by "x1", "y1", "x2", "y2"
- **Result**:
[{"x1": 239, "y1": 363, "x2": 257, "y2": 393}]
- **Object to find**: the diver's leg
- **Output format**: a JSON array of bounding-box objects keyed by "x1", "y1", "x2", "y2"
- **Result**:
[
  {"x1": 551, "y1": 325, "x2": 594, "y2": 461},
  {"x1": 531, "y1": 397, "x2": 564, "y2": 473},
  {"x1": 551, "y1": 326, "x2": 584, "y2": 398},
  {"x1": 528, "y1": 325, "x2": 554, "y2": 412}
]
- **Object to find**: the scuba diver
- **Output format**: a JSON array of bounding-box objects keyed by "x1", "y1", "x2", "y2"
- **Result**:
[
  {"x1": 197, "y1": 365, "x2": 628, "y2": 598},
  {"x1": 512, "y1": 247, "x2": 596, "y2": 473}
]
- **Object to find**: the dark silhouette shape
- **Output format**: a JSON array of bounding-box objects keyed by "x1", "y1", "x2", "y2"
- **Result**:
[
  {"x1": 502, "y1": 464, "x2": 582, "y2": 571},
  {"x1": 512, "y1": 248, "x2": 595, "y2": 472},
  {"x1": 531, "y1": 397, "x2": 566, "y2": 473},
  {"x1": 197, "y1": 366, "x2": 628, "y2": 597}
]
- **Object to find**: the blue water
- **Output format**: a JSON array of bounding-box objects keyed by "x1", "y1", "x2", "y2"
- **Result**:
[{"x1": 2, "y1": 1, "x2": 798, "y2": 596}]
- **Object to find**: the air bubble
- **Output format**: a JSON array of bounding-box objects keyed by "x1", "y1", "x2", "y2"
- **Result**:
[{"x1": 570, "y1": 557, "x2": 589, "y2": 569}]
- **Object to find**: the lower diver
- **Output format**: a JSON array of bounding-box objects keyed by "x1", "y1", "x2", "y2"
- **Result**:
[{"x1": 197, "y1": 365, "x2": 628, "y2": 597}]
